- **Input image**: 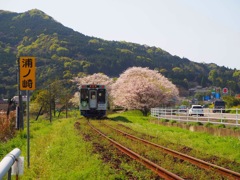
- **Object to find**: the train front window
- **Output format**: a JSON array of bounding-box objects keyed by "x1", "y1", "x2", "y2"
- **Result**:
[
  {"x1": 81, "y1": 89, "x2": 88, "y2": 101},
  {"x1": 91, "y1": 91, "x2": 96, "y2": 99},
  {"x1": 98, "y1": 89, "x2": 105, "y2": 103}
]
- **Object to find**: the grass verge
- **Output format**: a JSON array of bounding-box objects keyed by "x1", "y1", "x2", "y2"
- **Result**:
[{"x1": 1, "y1": 117, "x2": 116, "y2": 179}]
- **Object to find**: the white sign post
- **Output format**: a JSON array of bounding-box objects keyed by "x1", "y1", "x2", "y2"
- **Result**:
[{"x1": 11, "y1": 157, "x2": 24, "y2": 175}]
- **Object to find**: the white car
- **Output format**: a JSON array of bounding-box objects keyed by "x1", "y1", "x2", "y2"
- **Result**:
[{"x1": 189, "y1": 105, "x2": 204, "y2": 116}]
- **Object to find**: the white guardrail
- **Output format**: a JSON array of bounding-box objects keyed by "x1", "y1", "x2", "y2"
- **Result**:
[
  {"x1": 151, "y1": 108, "x2": 240, "y2": 126},
  {"x1": 0, "y1": 148, "x2": 22, "y2": 180}
]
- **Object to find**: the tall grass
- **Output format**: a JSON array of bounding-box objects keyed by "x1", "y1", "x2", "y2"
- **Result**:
[
  {"x1": 23, "y1": 118, "x2": 119, "y2": 179},
  {"x1": 0, "y1": 115, "x2": 117, "y2": 179},
  {"x1": 0, "y1": 111, "x2": 16, "y2": 142}
]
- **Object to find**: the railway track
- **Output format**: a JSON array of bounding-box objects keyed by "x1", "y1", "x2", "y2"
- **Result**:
[
  {"x1": 88, "y1": 120, "x2": 240, "y2": 179},
  {"x1": 103, "y1": 122, "x2": 240, "y2": 180},
  {"x1": 88, "y1": 121, "x2": 183, "y2": 180}
]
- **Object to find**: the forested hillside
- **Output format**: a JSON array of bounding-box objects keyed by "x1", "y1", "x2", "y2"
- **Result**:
[{"x1": 0, "y1": 9, "x2": 239, "y2": 97}]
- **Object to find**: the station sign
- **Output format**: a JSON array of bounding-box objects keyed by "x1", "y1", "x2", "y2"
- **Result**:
[{"x1": 19, "y1": 57, "x2": 36, "y2": 90}]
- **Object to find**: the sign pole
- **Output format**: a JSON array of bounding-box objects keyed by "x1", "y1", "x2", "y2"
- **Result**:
[
  {"x1": 19, "y1": 56, "x2": 36, "y2": 168},
  {"x1": 27, "y1": 90, "x2": 30, "y2": 168}
]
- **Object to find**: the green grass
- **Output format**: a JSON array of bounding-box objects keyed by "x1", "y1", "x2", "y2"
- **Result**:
[
  {"x1": 108, "y1": 110, "x2": 240, "y2": 165},
  {"x1": 1, "y1": 109, "x2": 240, "y2": 179},
  {"x1": 0, "y1": 116, "x2": 116, "y2": 179},
  {"x1": 29, "y1": 120, "x2": 113, "y2": 179}
]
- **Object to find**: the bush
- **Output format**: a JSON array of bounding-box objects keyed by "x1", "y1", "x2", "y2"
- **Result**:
[
  {"x1": 0, "y1": 111, "x2": 16, "y2": 142},
  {"x1": 188, "y1": 122, "x2": 203, "y2": 126},
  {"x1": 232, "y1": 126, "x2": 240, "y2": 131},
  {"x1": 204, "y1": 122, "x2": 213, "y2": 127},
  {"x1": 217, "y1": 124, "x2": 226, "y2": 128},
  {"x1": 169, "y1": 120, "x2": 177, "y2": 124},
  {"x1": 159, "y1": 118, "x2": 169, "y2": 123},
  {"x1": 228, "y1": 107, "x2": 240, "y2": 114}
]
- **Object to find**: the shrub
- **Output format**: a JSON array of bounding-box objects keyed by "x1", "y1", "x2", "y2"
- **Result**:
[
  {"x1": 229, "y1": 107, "x2": 240, "y2": 114},
  {"x1": 217, "y1": 124, "x2": 226, "y2": 128},
  {"x1": 169, "y1": 120, "x2": 177, "y2": 124},
  {"x1": 159, "y1": 118, "x2": 169, "y2": 123},
  {"x1": 204, "y1": 122, "x2": 213, "y2": 127},
  {"x1": 0, "y1": 111, "x2": 16, "y2": 142},
  {"x1": 232, "y1": 126, "x2": 240, "y2": 131},
  {"x1": 188, "y1": 122, "x2": 203, "y2": 126}
]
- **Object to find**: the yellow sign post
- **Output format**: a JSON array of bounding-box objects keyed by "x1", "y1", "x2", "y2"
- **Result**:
[
  {"x1": 19, "y1": 57, "x2": 36, "y2": 90},
  {"x1": 19, "y1": 56, "x2": 36, "y2": 168}
]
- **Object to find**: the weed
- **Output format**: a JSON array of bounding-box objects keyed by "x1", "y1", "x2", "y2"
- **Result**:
[
  {"x1": 0, "y1": 111, "x2": 16, "y2": 142},
  {"x1": 170, "y1": 120, "x2": 177, "y2": 124},
  {"x1": 159, "y1": 118, "x2": 169, "y2": 123},
  {"x1": 204, "y1": 122, "x2": 213, "y2": 127},
  {"x1": 188, "y1": 122, "x2": 203, "y2": 126},
  {"x1": 233, "y1": 126, "x2": 240, "y2": 131},
  {"x1": 217, "y1": 124, "x2": 226, "y2": 128}
]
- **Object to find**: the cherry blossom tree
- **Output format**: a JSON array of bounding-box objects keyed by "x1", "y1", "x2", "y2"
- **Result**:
[
  {"x1": 69, "y1": 92, "x2": 80, "y2": 107},
  {"x1": 72, "y1": 73, "x2": 113, "y2": 91},
  {"x1": 111, "y1": 67, "x2": 179, "y2": 115}
]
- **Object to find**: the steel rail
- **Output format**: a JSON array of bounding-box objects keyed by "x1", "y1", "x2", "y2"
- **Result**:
[
  {"x1": 104, "y1": 123, "x2": 240, "y2": 180},
  {"x1": 88, "y1": 122, "x2": 183, "y2": 180}
]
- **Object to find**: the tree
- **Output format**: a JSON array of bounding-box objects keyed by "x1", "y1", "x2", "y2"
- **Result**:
[
  {"x1": 32, "y1": 79, "x2": 72, "y2": 120},
  {"x1": 111, "y1": 67, "x2": 179, "y2": 116},
  {"x1": 56, "y1": 47, "x2": 69, "y2": 56},
  {"x1": 233, "y1": 70, "x2": 240, "y2": 89},
  {"x1": 222, "y1": 95, "x2": 240, "y2": 107},
  {"x1": 172, "y1": 67, "x2": 183, "y2": 73},
  {"x1": 72, "y1": 73, "x2": 113, "y2": 92},
  {"x1": 208, "y1": 70, "x2": 218, "y2": 85},
  {"x1": 69, "y1": 92, "x2": 80, "y2": 108},
  {"x1": 233, "y1": 70, "x2": 240, "y2": 80},
  {"x1": 33, "y1": 89, "x2": 50, "y2": 114},
  {"x1": 58, "y1": 88, "x2": 72, "y2": 118}
]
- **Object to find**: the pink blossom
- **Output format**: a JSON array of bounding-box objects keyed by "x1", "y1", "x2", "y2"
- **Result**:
[
  {"x1": 72, "y1": 73, "x2": 113, "y2": 92},
  {"x1": 111, "y1": 67, "x2": 179, "y2": 115}
]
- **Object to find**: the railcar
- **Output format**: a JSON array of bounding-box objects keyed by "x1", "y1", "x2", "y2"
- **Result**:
[{"x1": 79, "y1": 84, "x2": 107, "y2": 118}]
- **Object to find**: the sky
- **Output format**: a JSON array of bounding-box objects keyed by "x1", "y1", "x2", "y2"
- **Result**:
[{"x1": 1, "y1": 0, "x2": 240, "y2": 69}]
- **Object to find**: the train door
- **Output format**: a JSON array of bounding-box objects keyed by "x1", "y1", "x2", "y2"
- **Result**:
[
  {"x1": 89, "y1": 90, "x2": 97, "y2": 109},
  {"x1": 80, "y1": 89, "x2": 89, "y2": 109},
  {"x1": 97, "y1": 89, "x2": 106, "y2": 104}
]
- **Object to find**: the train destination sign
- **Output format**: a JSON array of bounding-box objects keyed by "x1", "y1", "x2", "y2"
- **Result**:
[{"x1": 19, "y1": 57, "x2": 36, "y2": 90}]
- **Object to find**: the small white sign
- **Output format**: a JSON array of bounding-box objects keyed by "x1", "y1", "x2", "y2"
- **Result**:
[
  {"x1": 11, "y1": 157, "x2": 24, "y2": 175},
  {"x1": 12, "y1": 96, "x2": 28, "y2": 102}
]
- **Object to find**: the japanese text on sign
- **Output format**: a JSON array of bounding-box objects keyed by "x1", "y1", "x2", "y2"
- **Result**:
[{"x1": 20, "y1": 57, "x2": 36, "y2": 90}]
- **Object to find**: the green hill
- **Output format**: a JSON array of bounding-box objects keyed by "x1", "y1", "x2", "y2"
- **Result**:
[{"x1": 0, "y1": 9, "x2": 239, "y2": 97}]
